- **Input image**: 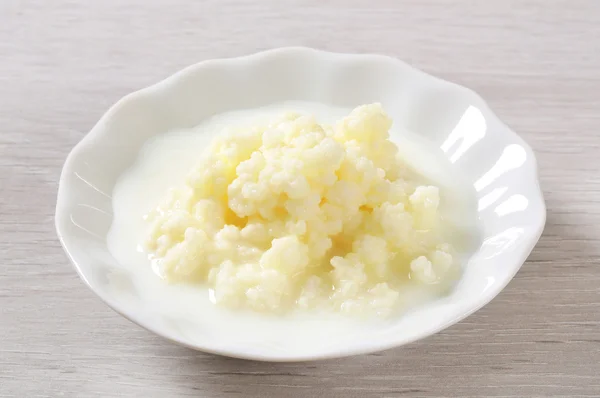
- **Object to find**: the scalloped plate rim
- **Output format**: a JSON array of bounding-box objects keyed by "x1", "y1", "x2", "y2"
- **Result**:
[{"x1": 55, "y1": 47, "x2": 546, "y2": 361}]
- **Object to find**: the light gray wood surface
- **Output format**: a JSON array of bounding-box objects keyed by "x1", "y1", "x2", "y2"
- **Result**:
[{"x1": 1, "y1": 1, "x2": 599, "y2": 397}]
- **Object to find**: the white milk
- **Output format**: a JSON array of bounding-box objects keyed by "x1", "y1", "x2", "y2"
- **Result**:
[{"x1": 106, "y1": 101, "x2": 480, "y2": 346}]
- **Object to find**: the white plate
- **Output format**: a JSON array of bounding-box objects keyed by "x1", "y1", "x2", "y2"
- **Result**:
[{"x1": 55, "y1": 47, "x2": 546, "y2": 361}]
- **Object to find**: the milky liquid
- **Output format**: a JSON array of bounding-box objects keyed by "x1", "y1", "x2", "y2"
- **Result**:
[{"x1": 106, "y1": 101, "x2": 480, "y2": 348}]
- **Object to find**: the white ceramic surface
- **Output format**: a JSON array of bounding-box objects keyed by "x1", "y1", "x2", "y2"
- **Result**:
[{"x1": 55, "y1": 47, "x2": 546, "y2": 361}]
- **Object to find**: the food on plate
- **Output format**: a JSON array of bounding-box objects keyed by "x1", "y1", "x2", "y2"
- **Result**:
[{"x1": 142, "y1": 104, "x2": 458, "y2": 316}]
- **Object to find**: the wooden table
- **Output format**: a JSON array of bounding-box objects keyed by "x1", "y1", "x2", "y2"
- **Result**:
[{"x1": 1, "y1": 1, "x2": 599, "y2": 396}]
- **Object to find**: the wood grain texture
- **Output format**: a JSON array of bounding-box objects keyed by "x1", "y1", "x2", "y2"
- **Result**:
[{"x1": 1, "y1": 1, "x2": 599, "y2": 397}]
